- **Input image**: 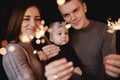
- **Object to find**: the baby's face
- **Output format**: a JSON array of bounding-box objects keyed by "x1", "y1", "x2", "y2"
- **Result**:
[{"x1": 51, "y1": 27, "x2": 69, "y2": 45}]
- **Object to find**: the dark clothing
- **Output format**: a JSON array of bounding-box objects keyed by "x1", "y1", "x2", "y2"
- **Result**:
[
  {"x1": 45, "y1": 43, "x2": 82, "y2": 80},
  {"x1": 2, "y1": 41, "x2": 45, "y2": 80},
  {"x1": 45, "y1": 43, "x2": 81, "y2": 67},
  {"x1": 69, "y1": 20, "x2": 117, "y2": 80}
]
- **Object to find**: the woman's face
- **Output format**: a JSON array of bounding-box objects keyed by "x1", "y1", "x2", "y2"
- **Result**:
[{"x1": 21, "y1": 6, "x2": 41, "y2": 37}]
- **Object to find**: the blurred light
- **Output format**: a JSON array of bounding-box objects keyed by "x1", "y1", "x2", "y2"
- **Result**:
[
  {"x1": 66, "y1": 24, "x2": 71, "y2": 29},
  {"x1": 57, "y1": 0, "x2": 65, "y2": 5},
  {"x1": 0, "y1": 47, "x2": 6, "y2": 55},
  {"x1": 8, "y1": 45, "x2": 15, "y2": 52},
  {"x1": 33, "y1": 50, "x2": 37, "y2": 54}
]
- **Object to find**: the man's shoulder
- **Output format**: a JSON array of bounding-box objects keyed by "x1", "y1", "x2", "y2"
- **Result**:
[{"x1": 90, "y1": 19, "x2": 107, "y2": 27}]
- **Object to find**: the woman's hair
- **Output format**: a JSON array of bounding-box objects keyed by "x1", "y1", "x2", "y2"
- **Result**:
[{"x1": 6, "y1": 0, "x2": 41, "y2": 43}]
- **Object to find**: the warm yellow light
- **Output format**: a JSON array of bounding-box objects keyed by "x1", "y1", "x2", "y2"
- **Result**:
[
  {"x1": 107, "y1": 18, "x2": 120, "y2": 33},
  {"x1": 33, "y1": 50, "x2": 37, "y2": 54},
  {"x1": 36, "y1": 39, "x2": 41, "y2": 44},
  {"x1": 41, "y1": 39, "x2": 45, "y2": 44},
  {"x1": 0, "y1": 47, "x2": 6, "y2": 55},
  {"x1": 57, "y1": 0, "x2": 65, "y2": 5},
  {"x1": 66, "y1": 24, "x2": 71, "y2": 29},
  {"x1": 19, "y1": 34, "x2": 30, "y2": 43},
  {"x1": 8, "y1": 46, "x2": 15, "y2": 52}
]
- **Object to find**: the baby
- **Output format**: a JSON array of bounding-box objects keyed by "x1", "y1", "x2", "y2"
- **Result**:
[{"x1": 47, "y1": 21, "x2": 82, "y2": 76}]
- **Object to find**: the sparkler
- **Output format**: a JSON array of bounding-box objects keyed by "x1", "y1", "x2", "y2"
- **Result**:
[
  {"x1": 107, "y1": 18, "x2": 120, "y2": 33},
  {"x1": 0, "y1": 20, "x2": 51, "y2": 55},
  {"x1": 35, "y1": 20, "x2": 51, "y2": 44},
  {"x1": 0, "y1": 20, "x2": 71, "y2": 55}
]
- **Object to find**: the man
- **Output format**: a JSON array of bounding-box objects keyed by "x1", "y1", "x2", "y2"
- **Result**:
[{"x1": 45, "y1": 0, "x2": 120, "y2": 80}]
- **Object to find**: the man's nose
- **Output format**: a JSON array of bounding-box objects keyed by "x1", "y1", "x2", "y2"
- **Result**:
[{"x1": 70, "y1": 13, "x2": 76, "y2": 21}]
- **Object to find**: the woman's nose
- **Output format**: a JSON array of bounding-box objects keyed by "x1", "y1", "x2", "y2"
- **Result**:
[{"x1": 30, "y1": 19, "x2": 36, "y2": 27}]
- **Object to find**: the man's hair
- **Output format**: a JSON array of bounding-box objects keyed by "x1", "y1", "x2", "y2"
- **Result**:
[{"x1": 62, "y1": 0, "x2": 84, "y2": 4}]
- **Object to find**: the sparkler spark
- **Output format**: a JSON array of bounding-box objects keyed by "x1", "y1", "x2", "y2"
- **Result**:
[
  {"x1": 57, "y1": 0, "x2": 65, "y2": 5},
  {"x1": 35, "y1": 20, "x2": 51, "y2": 44},
  {"x1": 107, "y1": 18, "x2": 120, "y2": 33},
  {"x1": 0, "y1": 20, "x2": 71, "y2": 55}
]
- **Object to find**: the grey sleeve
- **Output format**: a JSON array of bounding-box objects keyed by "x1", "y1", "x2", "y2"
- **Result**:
[{"x1": 2, "y1": 44, "x2": 36, "y2": 80}]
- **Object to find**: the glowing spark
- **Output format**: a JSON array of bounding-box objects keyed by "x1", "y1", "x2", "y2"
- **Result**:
[
  {"x1": 65, "y1": 24, "x2": 71, "y2": 29},
  {"x1": 29, "y1": 35, "x2": 34, "y2": 40},
  {"x1": 0, "y1": 47, "x2": 6, "y2": 55},
  {"x1": 19, "y1": 34, "x2": 30, "y2": 43},
  {"x1": 35, "y1": 20, "x2": 51, "y2": 44},
  {"x1": 36, "y1": 39, "x2": 41, "y2": 44},
  {"x1": 41, "y1": 39, "x2": 45, "y2": 44},
  {"x1": 33, "y1": 50, "x2": 37, "y2": 54},
  {"x1": 8, "y1": 46, "x2": 15, "y2": 52},
  {"x1": 40, "y1": 20, "x2": 45, "y2": 25},
  {"x1": 57, "y1": 0, "x2": 65, "y2": 5},
  {"x1": 107, "y1": 18, "x2": 120, "y2": 33},
  {"x1": 35, "y1": 30, "x2": 45, "y2": 39}
]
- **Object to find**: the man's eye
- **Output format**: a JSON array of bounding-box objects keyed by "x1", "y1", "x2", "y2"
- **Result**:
[
  {"x1": 74, "y1": 7, "x2": 80, "y2": 13},
  {"x1": 63, "y1": 14, "x2": 70, "y2": 18}
]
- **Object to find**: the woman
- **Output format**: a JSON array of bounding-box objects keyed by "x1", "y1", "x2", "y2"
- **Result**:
[{"x1": 2, "y1": 1, "x2": 60, "y2": 80}]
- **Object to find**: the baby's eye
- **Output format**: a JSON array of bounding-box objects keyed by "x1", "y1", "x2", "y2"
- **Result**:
[{"x1": 57, "y1": 33, "x2": 62, "y2": 35}]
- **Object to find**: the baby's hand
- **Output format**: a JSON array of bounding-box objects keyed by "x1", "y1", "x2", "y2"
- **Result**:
[
  {"x1": 42, "y1": 44, "x2": 60, "y2": 59},
  {"x1": 74, "y1": 67, "x2": 82, "y2": 76}
]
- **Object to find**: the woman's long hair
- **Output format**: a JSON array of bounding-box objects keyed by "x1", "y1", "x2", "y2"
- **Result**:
[{"x1": 6, "y1": 0, "x2": 41, "y2": 43}]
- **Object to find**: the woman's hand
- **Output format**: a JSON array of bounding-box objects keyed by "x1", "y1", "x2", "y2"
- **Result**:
[
  {"x1": 103, "y1": 54, "x2": 120, "y2": 78},
  {"x1": 45, "y1": 58, "x2": 74, "y2": 80}
]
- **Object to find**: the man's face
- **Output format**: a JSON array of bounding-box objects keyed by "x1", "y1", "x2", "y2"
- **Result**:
[{"x1": 58, "y1": 0, "x2": 88, "y2": 30}]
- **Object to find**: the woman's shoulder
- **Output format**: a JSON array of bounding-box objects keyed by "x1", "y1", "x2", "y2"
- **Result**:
[{"x1": 5, "y1": 42, "x2": 28, "y2": 56}]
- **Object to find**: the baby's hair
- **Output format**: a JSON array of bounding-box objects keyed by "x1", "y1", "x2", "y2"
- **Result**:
[
  {"x1": 49, "y1": 21, "x2": 67, "y2": 32},
  {"x1": 49, "y1": 21, "x2": 68, "y2": 42}
]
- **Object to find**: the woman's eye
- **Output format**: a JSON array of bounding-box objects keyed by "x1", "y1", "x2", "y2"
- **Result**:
[
  {"x1": 23, "y1": 18, "x2": 30, "y2": 21},
  {"x1": 35, "y1": 19, "x2": 41, "y2": 21}
]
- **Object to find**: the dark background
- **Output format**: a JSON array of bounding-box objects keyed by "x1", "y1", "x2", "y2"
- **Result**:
[{"x1": 0, "y1": 0, "x2": 120, "y2": 79}]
